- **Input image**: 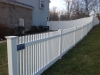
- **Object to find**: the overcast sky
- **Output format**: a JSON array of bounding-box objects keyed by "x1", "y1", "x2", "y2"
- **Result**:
[{"x1": 50, "y1": 0, "x2": 66, "y2": 10}]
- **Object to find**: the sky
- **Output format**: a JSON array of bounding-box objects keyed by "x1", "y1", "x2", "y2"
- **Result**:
[{"x1": 50, "y1": 0, "x2": 66, "y2": 10}]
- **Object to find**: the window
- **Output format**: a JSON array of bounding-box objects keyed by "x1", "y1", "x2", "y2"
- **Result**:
[{"x1": 39, "y1": 0, "x2": 45, "y2": 9}]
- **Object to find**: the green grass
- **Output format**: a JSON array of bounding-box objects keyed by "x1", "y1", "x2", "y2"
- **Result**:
[
  {"x1": 42, "y1": 24, "x2": 100, "y2": 75},
  {"x1": 0, "y1": 24, "x2": 100, "y2": 75},
  {"x1": 0, "y1": 43, "x2": 8, "y2": 75}
]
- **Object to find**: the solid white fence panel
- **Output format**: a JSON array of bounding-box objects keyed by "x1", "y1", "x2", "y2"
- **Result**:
[
  {"x1": 83, "y1": 25, "x2": 87, "y2": 37},
  {"x1": 60, "y1": 27, "x2": 75, "y2": 57},
  {"x1": 75, "y1": 26, "x2": 83, "y2": 43},
  {"x1": 47, "y1": 16, "x2": 99, "y2": 30}
]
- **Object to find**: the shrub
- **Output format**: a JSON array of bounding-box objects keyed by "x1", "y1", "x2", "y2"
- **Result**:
[
  {"x1": 0, "y1": 24, "x2": 14, "y2": 39},
  {"x1": 30, "y1": 26, "x2": 38, "y2": 32},
  {"x1": 17, "y1": 26, "x2": 25, "y2": 34},
  {"x1": 25, "y1": 26, "x2": 39, "y2": 34},
  {"x1": 39, "y1": 26, "x2": 44, "y2": 32}
]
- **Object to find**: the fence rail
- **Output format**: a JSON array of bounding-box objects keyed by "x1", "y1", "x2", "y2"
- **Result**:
[{"x1": 6, "y1": 18, "x2": 98, "y2": 75}]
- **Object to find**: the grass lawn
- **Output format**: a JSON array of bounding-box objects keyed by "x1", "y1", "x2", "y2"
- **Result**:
[
  {"x1": 0, "y1": 24, "x2": 100, "y2": 75},
  {"x1": 0, "y1": 43, "x2": 8, "y2": 75}
]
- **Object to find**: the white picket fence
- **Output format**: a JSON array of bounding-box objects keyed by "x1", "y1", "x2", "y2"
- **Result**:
[
  {"x1": 6, "y1": 15, "x2": 100, "y2": 75},
  {"x1": 5, "y1": 21, "x2": 96, "y2": 75}
]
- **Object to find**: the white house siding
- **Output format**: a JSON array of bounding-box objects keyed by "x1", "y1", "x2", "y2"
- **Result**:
[{"x1": 16, "y1": 0, "x2": 50, "y2": 26}]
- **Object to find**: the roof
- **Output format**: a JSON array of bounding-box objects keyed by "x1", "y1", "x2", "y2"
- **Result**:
[{"x1": 0, "y1": 0, "x2": 34, "y2": 9}]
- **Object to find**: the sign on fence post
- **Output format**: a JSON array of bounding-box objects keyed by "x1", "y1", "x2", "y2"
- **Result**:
[{"x1": 5, "y1": 36, "x2": 19, "y2": 75}]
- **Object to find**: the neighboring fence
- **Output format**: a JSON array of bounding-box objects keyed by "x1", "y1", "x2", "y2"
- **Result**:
[
  {"x1": 6, "y1": 17, "x2": 99, "y2": 75},
  {"x1": 47, "y1": 16, "x2": 99, "y2": 30}
]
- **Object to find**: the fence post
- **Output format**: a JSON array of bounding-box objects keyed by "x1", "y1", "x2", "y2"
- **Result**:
[
  {"x1": 91, "y1": 22, "x2": 93, "y2": 29},
  {"x1": 59, "y1": 29, "x2": 63, "y2": 59},
  {"x1": 86, "y1": 24, "x2": 88, "y2": 36},
  {"x1": 5, "y1": 36, "x2": 18, "y2": 75},
  {"x1": 81, "y1": 25, "x2": 84, "y2": 39},
  {"x1": 74, "y1": 27, "x2": 77, "y2": 46}
]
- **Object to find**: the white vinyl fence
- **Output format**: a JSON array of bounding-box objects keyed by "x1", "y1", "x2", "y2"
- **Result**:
[
  {"x1": 6, "y1": 17, "x2": 99, "y2": 75},
  {"x1": 47, "y1": 16, "x2": 99, "y2": 30}
]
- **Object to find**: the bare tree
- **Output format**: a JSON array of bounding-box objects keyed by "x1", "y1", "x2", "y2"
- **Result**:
[
  {"x1": 64, "y1": 0, "x2": 72, "y2": 20},
  {"x1": 49, "y1": 7, "x2": 59, "y2": 21},
  {"x1": 82, "y1": 0, "x2": 99, "y2": 16},
  {"x1": 49, "y1": 0, "x2": 99, "y2": 21},
  {"x1": 59, "y1": 10, "x2": 67, "y2": 21},
  {"x1": 64, "y1": 0, "x2": 99, "y2": 19},
  {"x1": 71, "y1": 0, "x2": 88, "y2": 19}
]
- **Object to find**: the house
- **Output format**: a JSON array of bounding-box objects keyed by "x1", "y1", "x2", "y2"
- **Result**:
[
  {"x1": 16, "y1": 0, "x2": 50, "y2": 26},
  {"x1": 0, "y1": 0, "x2": 50, "y2": 30}
]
